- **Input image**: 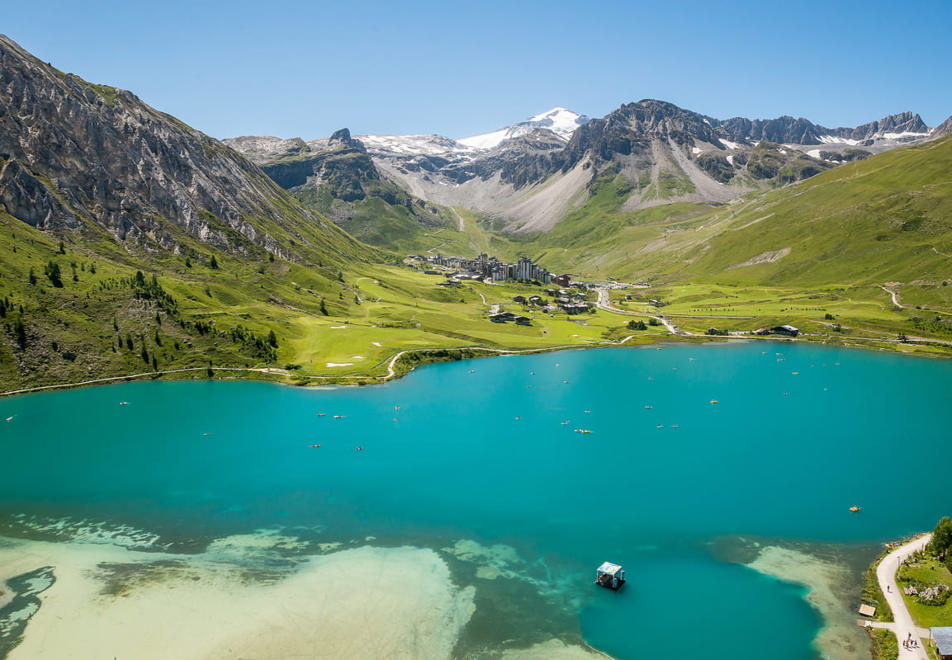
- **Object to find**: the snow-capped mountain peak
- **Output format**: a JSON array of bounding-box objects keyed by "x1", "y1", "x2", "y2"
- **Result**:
[{"x1": 457, "y1": 107, "x2": 589, "y2": 150}]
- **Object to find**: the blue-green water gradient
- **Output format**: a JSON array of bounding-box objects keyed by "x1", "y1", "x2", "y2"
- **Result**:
[{"x1": 2, "y1": 342, "x2": 951, "y2": 659}]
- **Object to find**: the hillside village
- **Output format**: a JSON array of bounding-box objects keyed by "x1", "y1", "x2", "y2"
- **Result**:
[{"x1": 408, "y1": 253, "x2": 596, "y2": 325}]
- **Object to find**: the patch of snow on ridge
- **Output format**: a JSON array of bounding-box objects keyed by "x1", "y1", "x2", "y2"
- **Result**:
[
  {"x1": 358, "y1": 134, "x2": 474, "y2": 157},
  {"x1": 720, "y1": 140, "x2": 741, "y2": 150},
  {"x1": 458, "y1": 128, "x2": 511, "y2": 150},
  {"x1": 819, "y1": 135, "x2": 860, "y2": 146},
  {"x1": 527, "y1": 107, "x2": 589, "y2": 139},
  {"x1": 691, "y1": 146, "x2": 702, "y2": 155},
  {"x1": 882, "y1": 131, "x2": 931, "y2": 140},
  {"x1": 458, "y1": 107, "x2": 589, "y2": 150}
]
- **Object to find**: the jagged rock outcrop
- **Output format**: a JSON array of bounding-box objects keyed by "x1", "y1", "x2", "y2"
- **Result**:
[
  {"x1": 834, "y1": 111, "x2": 929, "y2": 141},
  {"x1": 227, "y1": 128, "x2": 380, "y2": 202},
  {"x1": 0, "y1": 33, "x2": 360, "y2": 262},
  {"x1": 931, "y1": 115, "x2": 952, "y2": 139},
  {"x1": 717, "y1": 116, "x2": 822, "y2": 145},
  {"x1": 560, "y1": 100, "x2": 721, "y2": 171}
]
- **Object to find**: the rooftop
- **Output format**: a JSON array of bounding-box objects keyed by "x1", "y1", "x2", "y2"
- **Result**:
[
  {"x1": 597, "y1": 561, "x2": 623, "y2": 576},
  {"x1": 934, "y1": 627, "x2": 952, "y2": 655}
]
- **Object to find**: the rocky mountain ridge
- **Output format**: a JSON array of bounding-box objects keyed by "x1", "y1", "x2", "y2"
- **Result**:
[
  {"x1": 0, "y1": 33, "x2": 366, "y2": 265},
  {"x1": 230, "y1": 99, "x2": 945, "y2": 237}
]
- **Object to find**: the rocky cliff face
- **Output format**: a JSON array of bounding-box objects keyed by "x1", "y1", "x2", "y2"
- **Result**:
[
  {"x1": 833, "y1": 111, "x2": 930, "y2": 141},
  {"x1": 225, "y1": 128, "x2": 452, "y2": 242},
  {"x1": 241, "y1": 128, "x2": 381, "y2": 202},
  {"x1": 717, "y1": 115, "x2": 823, "y2": 144},
  {"x1": 932, "y1": 115, "x2": 952, "y2": 139},
  {"x1": 0, "y1": 34, "x2": 360, "y2": 263}
]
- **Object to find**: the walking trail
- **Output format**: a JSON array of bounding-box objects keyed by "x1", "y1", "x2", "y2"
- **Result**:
[
  {"x1": 881, "y1": 285, "x2": 903, "y2": 309},
  {"x1": 863, "y1": 533, "x2": 933, "y2": 658}
]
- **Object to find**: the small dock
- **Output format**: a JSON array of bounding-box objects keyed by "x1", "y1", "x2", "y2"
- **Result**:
[{"x1": 595, "y1": 562, "x2": 626, "y2": 590}]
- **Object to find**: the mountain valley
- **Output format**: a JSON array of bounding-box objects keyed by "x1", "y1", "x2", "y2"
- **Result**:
[{"x1": 1, "y1": 33, "x2": 951, "y2": 392}]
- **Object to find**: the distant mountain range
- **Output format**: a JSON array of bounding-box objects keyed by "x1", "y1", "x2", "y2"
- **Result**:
[{"x1": 226, "y1": 101, "x2": 949, "y2": 239}]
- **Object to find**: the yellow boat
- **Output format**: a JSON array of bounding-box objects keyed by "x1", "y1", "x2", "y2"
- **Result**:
[{"x1": 849, "y1": 506, "x2": 861, "y2": 513}]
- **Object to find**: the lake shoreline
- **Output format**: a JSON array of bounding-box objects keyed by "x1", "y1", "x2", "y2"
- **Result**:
[{"x1": 3, "y1": 331, "x2": 948, "y2": 399}]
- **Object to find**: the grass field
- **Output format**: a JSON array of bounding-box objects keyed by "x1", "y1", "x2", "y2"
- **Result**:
[{"x1": 897, "y1": 555, "x2": 952, "y2": 628}]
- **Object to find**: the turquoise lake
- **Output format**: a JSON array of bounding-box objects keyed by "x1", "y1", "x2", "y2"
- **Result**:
[{"x1": 2, "y1": 341, "x2": 952, "y2": 658}]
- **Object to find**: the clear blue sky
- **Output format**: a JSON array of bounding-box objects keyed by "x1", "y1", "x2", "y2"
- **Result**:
[{"x1": 4, "y1": 0, "x2": 951, "y2": 140}]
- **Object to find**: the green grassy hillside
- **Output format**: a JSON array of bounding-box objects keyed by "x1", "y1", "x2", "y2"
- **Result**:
[
  {"x1": 677, "y1": 135, "x2": 952, "y2": 286},
  {"x1": 496, "y1": 135, "x2": 952, "y2": 290}
]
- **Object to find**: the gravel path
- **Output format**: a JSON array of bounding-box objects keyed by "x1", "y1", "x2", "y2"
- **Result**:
[{"x1": 865, "y1": 533, "x2": 933, "y2": 659}]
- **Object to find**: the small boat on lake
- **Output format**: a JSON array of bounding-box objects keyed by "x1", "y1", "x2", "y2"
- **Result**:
[{"x1": 849, "y1": 506, "x2": 861, "y2": 513}]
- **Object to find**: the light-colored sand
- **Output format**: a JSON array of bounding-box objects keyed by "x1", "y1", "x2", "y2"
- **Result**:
[
  {"x1": 329, "y1": 325, "x2": 347, "y2": 329},
  {"x1": 500, "y1": 639, "x2": 611, "y2": 659},
  {"x1": 747, "y1": 546, "x2": 870, "y2": 660},
  {"x1": 0, "y1": 535, "x2": 475, "y2": 660},
  {"x1": 326, "y1": 362, "x2": 353, "y2": 367}
]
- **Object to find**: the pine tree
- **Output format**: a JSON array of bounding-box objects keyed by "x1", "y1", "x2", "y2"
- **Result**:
[
  {"x1": 210, "y1": 255, "x2": 219, "y2": 270},
  {"x1": 268, "y1": 329, "x2": 278, "y2": 347},
  {"x1": 14, "y1": 317, "x2": 27, "y2": 348},
  {"x1": 125, "y1": 333, "x2": 134, "y2": 351},
  {"x1": 58, "y1": 240, "x2": 66, "y2": 254},
  {"x1": 45, "y1": 261, "x2": 63, "y2": 287},
  {"x1": 320, "y1": 299, "x2": 328, "y2": 315},
  {"x1": 28, "y1": 268, "x2": 37, "y2": 285}
]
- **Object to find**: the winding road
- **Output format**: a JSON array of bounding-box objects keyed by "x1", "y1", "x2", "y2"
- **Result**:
[{"x1": 594, "y1": 288, "x2": 692, "y2": 336}]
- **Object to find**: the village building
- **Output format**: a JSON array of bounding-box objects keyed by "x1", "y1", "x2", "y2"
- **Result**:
[
  {"x1": 932, "y1": 627, "x2": 952, "y2": 660},
  {"x1": 754, "y1": 325, "x2": 800, "y2": 337}
]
